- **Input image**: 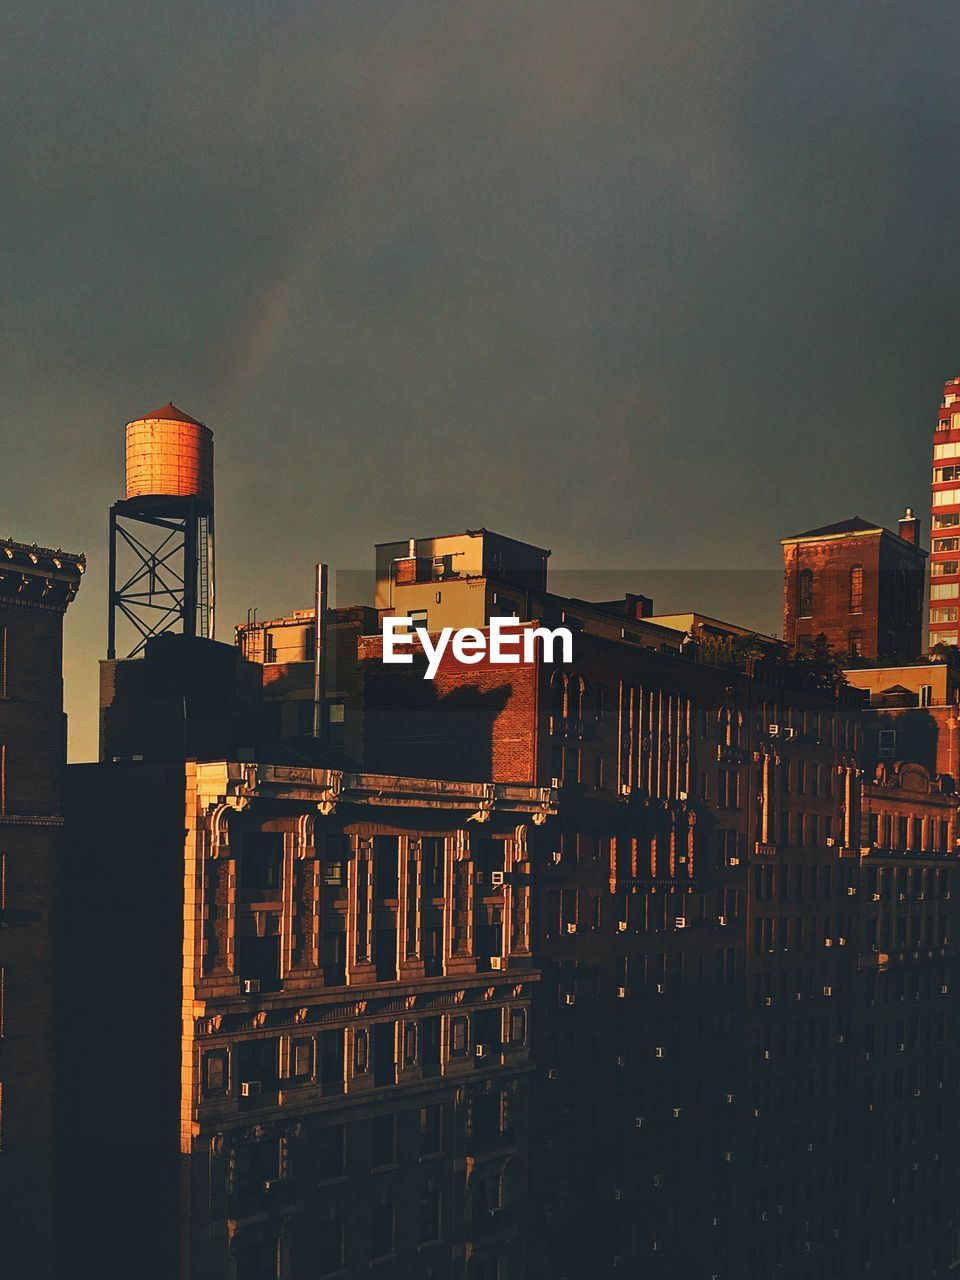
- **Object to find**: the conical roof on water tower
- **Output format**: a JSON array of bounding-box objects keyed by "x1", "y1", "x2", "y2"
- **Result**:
[{"x1": 124, "y1": 402, "x2": 214, "y2": 503}]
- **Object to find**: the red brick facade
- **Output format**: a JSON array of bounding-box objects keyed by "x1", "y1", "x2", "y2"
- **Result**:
[{"x1": 782, "y1": 517, "x2": 925, "y2": 663}]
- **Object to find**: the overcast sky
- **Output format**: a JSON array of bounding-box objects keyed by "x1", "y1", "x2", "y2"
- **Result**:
[{"x1": 3, "y1": 1, "x2": 959, "y2": 759}]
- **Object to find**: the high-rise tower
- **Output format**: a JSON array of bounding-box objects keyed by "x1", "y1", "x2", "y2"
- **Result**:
[{"x1": 929, "y1": 377, "x2": 960, "y2": 648}]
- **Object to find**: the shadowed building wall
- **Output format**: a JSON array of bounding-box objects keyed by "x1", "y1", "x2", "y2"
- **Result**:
[{"x1": 0, "y1": 538, "x2": 83, "y2": 1280}]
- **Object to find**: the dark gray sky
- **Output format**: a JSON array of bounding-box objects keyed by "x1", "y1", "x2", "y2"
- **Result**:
[{"x1": 4, "y1": 0, "x2": 959, "y2": 759}]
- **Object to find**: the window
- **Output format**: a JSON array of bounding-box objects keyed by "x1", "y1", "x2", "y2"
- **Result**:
[
  {"x1": 920, "y1": 684, "x2": 934, "y2": 707},
  {"x1": 933, "y1": 487, "x2": 960, "y2": 506},
  {"x1": 202, "y1": 1050, "x2": 229, "y2": 1097},
  {"x1": 848, "y1": 631, "x2": 863, "y2": 658},
  {"x1": 417, "y1": 1185, "x2": 442, "y2": 1245},
  {"x1": 291, "y1": 1037, "x2": 313, "y2": 1080},
  {"x1": 420, "y1": 1104, "x2": 442, "y2": 1156},
  {"x1": 371, "y1": 1201, "x2": 395, "y2": 1259},
  {"x1": 319, "y1": 1029, "x2": 345, "y2": 1094},
  {"x1": 238, "y1": 832, "x2": 283, "y2": 903},
  {"x1": 372, "y1": 1114, "x2": 396, "y2": 1167},
  {"x1": 849, "y1": 565, "x2": 863, "y2": 613},
  {"x1": 450, "y1": 1016, "x2": 469, "y2": 1057},
  {"x1": 878, "y1": 730, "x2": 897, "y2": 759},
  {"x1": 317, "y1": 1124, "x2": 345, "y2": 1180},
  {"x1": 0, "y1": 627, "x2": 6, "y2": 698},
  {"x1": 935, "y1": 441, "x2": 960, "y2": 460},
  {"x1": 933, "y1": 512, "x2": 960, "y2": 529},
  {"x1": 409, "y1": 608, "x2": 428, "y2": 629},
  {"x1": 507, "y1": 1007, "x2": 527, "y2": 1046},
  {"x1": 935, "y1": 465, "x2": 960, "y2": 483},
  {"x1": 932, "y1": 561, "x2": 960, "y2": 578},
  {"x1": 317, "y1": 1217, "x2": 343, "y2": 1276},
  {"x1": 931, "y1": 583, "x2": 958, "y2": 601},
  {"x1": 328, "y1": 700, "x2": 345, "y2": 725},
  {"x1": 931, "y1": 608, "x2": 958, "y2": 624},
  {"x1": 798, "y1": 569, "x2": 813, "y2": 618}
]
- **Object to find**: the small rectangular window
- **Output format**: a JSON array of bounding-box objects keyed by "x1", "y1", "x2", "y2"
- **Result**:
[
  {"x1": 878, "y1": 730, "x2": 897, "y2": 759},
  {"x1": 450, "y1": 1016, "x2": 469, "y2": 1057}
]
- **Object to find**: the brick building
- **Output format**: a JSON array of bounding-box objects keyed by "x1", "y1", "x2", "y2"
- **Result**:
[
  {"x1": 65, "y1": 639, "x2": 552, "y2": 1280},
  {"x1": 240, "y1": 525, "x2": 960, "y2": 1280},
  {"x1": 0, "y1": 536, "x2": 83, "y2": 1280},
  {"x1": 358, "y1": 593, "x2": 874, "y2": 1279},
  {"x1": 782, "y1": 513, "x2": 926, "y2": 663},
  {"x1": 55, "y1": 512, "x2": 960, "y2": 1280}
]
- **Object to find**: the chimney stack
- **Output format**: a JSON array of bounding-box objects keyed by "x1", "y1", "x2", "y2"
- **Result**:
[{"x1": 898, "y1": 507, "x2": 920, "y2": 546}]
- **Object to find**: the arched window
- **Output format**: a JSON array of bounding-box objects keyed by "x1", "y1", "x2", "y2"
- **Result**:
[
  {"x1": 849, "y1": 564, "x2": 863, "y2": 614},
  {"x1": 549, "y1": 670, "x2": 566, "y2": 722},
  {"x1": 798, "y1": 568, "x2": 814, "y2": 619},
  {"x1": 568, "y1": 675, "x2": 585, "y2": 723}
]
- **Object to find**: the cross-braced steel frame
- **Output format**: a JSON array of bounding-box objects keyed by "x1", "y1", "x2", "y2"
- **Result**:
[{"x1": 107, "y1": 495, "x2": 214, "y2": 659}]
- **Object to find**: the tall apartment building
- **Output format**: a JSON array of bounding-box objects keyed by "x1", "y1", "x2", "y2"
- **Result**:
[
  {"x1": 65, "y1": 635, "x2": 551, "y2": 1280},
  {"x1": 782, "y1": 513, "x2": 926, "y2": 663},
  {"x1": 0, "y1": 537, "x2": 83, "y2": 1280},
  {"x1": 930, "y1": 375, "x2": 960, "y2": 648}
]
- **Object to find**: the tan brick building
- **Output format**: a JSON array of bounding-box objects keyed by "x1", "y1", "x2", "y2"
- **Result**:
[{"x1": 64, "y1": 737, "x2": 551, "y2": 1280}]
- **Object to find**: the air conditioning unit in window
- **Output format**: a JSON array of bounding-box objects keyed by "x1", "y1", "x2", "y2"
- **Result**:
[
  {"x1": 551, "y1": 777, "x2": 562, "y2": 789},
  {"x1": 675, "y1": 916, "x2": 687, "y2": 929},
  {"x1": 655, "y1": 1046, "x2": 665, "y2": 1059},
  {"x1": 618, "y1": 920, "x2": 628, "y2": 932},
  {"x1": 635, "y1": 1116, "x2": 645, "y2": 1128},
  {"x1": 672, "y1": 1107, "x2": 682, "y2": 1118},
  {"x1": 728, "y1": 857, "x2": 740, "y2": 867},
  {"x1": 564, "y1": 993, "x2": 576, "y2": 1006},
  {"x1": 491, "y1": 871, "x2": 505, "y2": 887},
  {"x1": 475, "y1": 1044, "x2": 487, "y2": 1059},
  {"x1": 242, "y1": 979, "x2": 261, "y2": 995},
  {"x1": 655, "y1": 982, "x2": 665, "y2": 994},
  {"x1": 617, "y1": 986, "x2": 629, "y2": 999},
  {"x1": 872, "y1": 892, "x2": 881, "y2": 901},
  {"x1": 768, "y1": 724, "x2": 780, "y2": 737},
  {"x1": 550, "y1": 850, "x2": 562, "y2": 865},
  {"x1": 942, "y1": 984, "x2": 950, "y2": 994},
  {"x1": 822, "y1": 986, "x2": 832, "y2": 997},
  {"x1": 783, "y1": 727, "x2": 797, "y2": 741},
  {"x1": 764, "y1": 995, "x2": 773, "y2": 1007},
  {"x1": 565, "y1": 922, "x2": 577, "y2": 934},
  {"x1": 490, "y1": 956, "x2": 505, "y2": 970},
  {"x1": 718, "y1": 915, "x2": 728, "y2": 927},
  {"x1": 241, "y1": 1081, "x2": 262, "y2": 1097},
  {"x1": 263, "y1": 1179, "x2": 283, "y2": 1193},
  {"x1": 613, "y1": 1188, "x2": 623, "y2": 1201},
  {"x1": 547, "y1": 1068, "x2": 559, "y2": 1080}
]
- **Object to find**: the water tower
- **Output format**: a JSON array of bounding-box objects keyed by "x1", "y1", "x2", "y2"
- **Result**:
[{"x1": 107, "y1": 402, "x2": 216, "y2": 658}]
